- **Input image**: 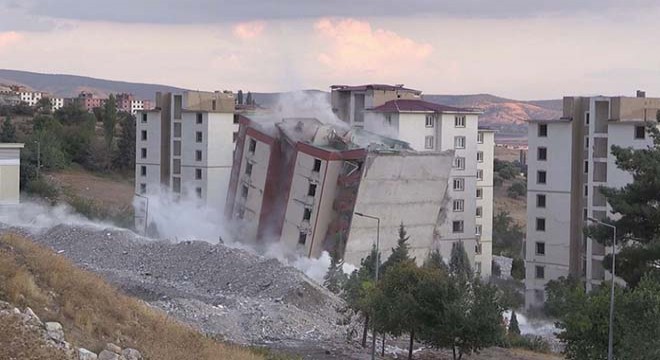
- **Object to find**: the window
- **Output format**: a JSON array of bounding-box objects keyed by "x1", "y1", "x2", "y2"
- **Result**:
[
  {"x1": 233, "y1": 132, "x2": 238, "y2": 143},
  {"x1": 212, "y1": 100, "x2": 217, "y2": 111},
  {"x1": 196, "y1": 187, "x2": 202, "y2": 198},
  {"x1": 536, "y1": 194, "x2": 546, "y2": 208},
  {"x1": 173, "y1": 177, "x2": 181, "y2": 193},
  {"x1": 476, "y1": 187, "x2": 483, "y2": 199},
  {"x1": 196, "y1": 113, "x2": 203, "y2": 124},
  {"x1": 195, "y1": 168, "x2": 202, "y2": 180},
  {"x1": 535, "y1": 265, "x2": 545, "y2": 279},
  {"x1": 248, "y1": 138, "x2": 257, "y2": 153},
  {"x1": 453, "y1": 157, "x2": 465, "y2": 170},
  {"x1": 453, "y1": 178, "x2": 465, "y2": 191},
  {"x1": 452, "y1": 220, "x2": 464, "y2": 233},
  {"x1": 303, "y1": 207, "x2": 312, "y2": 221},
  {"x1": 452, "y1": 199, "x2": 464, "y2": 212},
  {"x1": 537, "y1": 147, "x2": 547, "y2": 161},
  {"x1": 308, "y1": 183, "x2": 317, "y2": 197},
  {"x1": 173, "y1": 140, "x2": 181, "y2": 156},
  {"x1": 140, "y1": 166, "x2": 146, "y2": 177},
  {"x1": 245, "y1": 163, "x2": 253, "y2": 176},
  {"x1": 584, "y1": 161, "x2": 589, "y2": 173},
  {"x1": 141, "y1": 130, "x2": 147, "y2": 141},
  {"x1": 298, "y1": 232, "x2": 308, "y2": 245},
  {"x1": 196, "y1": 131, "x2": 203, "y2": 143},
  {"x1": 584, "y1": 185, "x2": 589, "y2": 196},
  {"x1": 454, "y1": 136, "x2": 466, "y2": 149},
  {"x1": 141, "y1": 148, "x2": 147, "y2": 159},
  {"x1": 585, "y1": 112, "x2": 590, "y2": 125},
  {"x1": 241, "y1": 185, "x2": 248, "y2": 199},
  {"x1": 141, "y1": 113, "x2": 147, "y2": 123},
  {"x1": 425, "y1": 115, "x2": 435, "y2": 127},
  {"x1": 454, "y1": 115, "x2": 466, "y2": 127},
  {"x1": 584, "y1": 208, "x2": 588, "y2": 219},
  {"x1": 538, "y1": 124, "x2": 548, "y2": 137},
  {"x1": 233, "y1": 114, "x2": 240, "y2": 124},
  {"x1": 475, "y1": 225, "x2": 482, "y2": 236},
  {"x1": 536, "y1": 217, "x2": 546, "y2": 231},
  {"x1": 173, "y1": 122, "x2": 182, "y2": 137},
  {"x1": 425, "y1": 136, "x2": 434, "y2": 149},
  {"x1": 635, "y1": 125, "x2": 646, "y2": 139},
  {"x1": 173, "y1": 159, "x2": 181, "y2": 174},
  {"x1": 195, "y1": 150, "x2": 202, "y2": 161},
  {"x1": 536, "y1": 242, "x2": 546, "y2": 255},
  {"x1": 139, "y1": 183, "x2": 146, "y2": 194},
  {"x1": 476, "y1": 206, "x2": 483, "y2": 217},
  {"x1": 477, "y1": 169, "x2": 483, "y2": 181},
  {"x1": 585, "y1": 137, "x2": 589, "y2": 149},
  {"x1": 477, "y1": 151, "x2": 484, "y2": 162},
  {"x1": 477, "y1": 132, "x2": 484, "y2": 144},
  {"x1": 313, "y1": 159, "x2": 322, "y2": 172},
  {"x1": 537, "y1": 170, "x2": 547, "y2": 184}
]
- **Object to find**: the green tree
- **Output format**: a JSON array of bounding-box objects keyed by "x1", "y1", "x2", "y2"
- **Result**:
[
  {"x1": 102, "y1": 94, "x2": 118, "y2": 149},
  {"x1": 494, "y1": 159, "x2": 519, "y2": 180},
  {"x1": 449, "y1": 241, "x2": 472, "y2": 280},
  {"x1": 508, "y1": 310, "x2": 521, "y2": 336},
  {"x1": 0, "y1": 117, "x2": 16, "y2": 142},
  {"x1": 35, "y1": 97, "x2": 52, "y2": 114},
  {"x1": 246, "y1": 91, "x2": 254, "y2": 105},
  {"x1": 237, "y1": 90, "x2": 244, "y2": 105},
  {"x1": 381, "y1": 223, "x2": 413, "y2": 275},
  {"x1": 423, "y1": 248, "x2": 449, "y2": 273},
  {"x1": 54, "y1": 102, "x2": 96, "y2": 166},
  {"x1": 511, "y1": 258, "x2": 525, "y2": 280},
  {"x1": 342, "y1": 243, "x2": 380, "y2": 348},
  {"x1": 492, "y1": 211, "x2": 524, "y2": 258},
  {"x1": 507, "y1": 180, "x2": 526, "y2": 199},
  {"x1": 112, "y1": 112, "x2": 136, "y2": 170},
  {"x1": 323, "y1": 250, "x2": 347, "y2": 294}
]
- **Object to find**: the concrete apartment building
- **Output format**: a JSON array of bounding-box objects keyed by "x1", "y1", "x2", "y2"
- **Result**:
[
  {"x1": 225, "y1": 116, "x2": 455, "y2": 265},
  {"x1": 0, "y1": 143, "x2": 24, "y2": 204},
  {"x1": 525, "y1": 91, "x2": 660, "y2": 309},
  {"x1": 116, "y1": 93, "x2": 154, "y2": 114},
  {"x1": 134, "y1": 90, "x2": 236, "y2": 231},
  {"x1": 19, "y1": 91, "x2": 42, "y2": 106},
  {"x1": 331, "y1": 86, "x2": 495, "y2": 277}
]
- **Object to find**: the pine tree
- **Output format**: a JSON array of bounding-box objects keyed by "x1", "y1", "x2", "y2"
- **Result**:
[
  {"x1": 508, "y1": 310, "x2": 521, "y2": 336},
  {"x1": 423, "y1": 248, "x2": 449, "y2": 273},
  {"x1": 112, "y1": 113, "x2": 136, "y2": 170},
  {"x1": 382, "y1": 222, "x2": 413, "y2": 274},
  {"x1": 246, "y1": 91, "x2": 254, "y2": 105},
  {"x1": 237, "y1": 90, "x2": 244, "y2": 105},
  {"x1": 323, "y1": 250, "x2": 347, "y2": 294},
  {"x1": 342, "y1": 243, "x2": 380, "y2": 348},
  {"x1": 449, "y1": 241, "x2": 472, "y2": 280},
  {"x1": 0, "y1": 117, "x2": 16, "y2": 142},
  {"x1": 102, "y1": 94, "x2": 118, "y2": 149}
]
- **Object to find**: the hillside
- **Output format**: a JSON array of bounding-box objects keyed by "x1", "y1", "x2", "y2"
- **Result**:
[{"x1": 0, "y1": 69, "x2": 561, "y2": 126}]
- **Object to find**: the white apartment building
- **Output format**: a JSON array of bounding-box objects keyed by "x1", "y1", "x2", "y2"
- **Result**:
[
  {"x1": 19, "y1": 91, "x2": 42, "y2": 106},
  {"x1": 330, "y1": 84, "x2": 422, "y2": 127},
  {"x1": 357, "y1": 98, "x2": 494, "y2": 276},
  {"x1": 525, "y1": 92, "x2": 660, "y2": 309},
  {"x1": 0, "y1": 143, "x2": 23, "y2": 204},
  {"x1": 130, "y1": 100, "x2": 145, "y2": 114},
  {"x1": 50, "y1": 97, "x2": 64, "y2": 111},
  {"x1": 134, "y1": 91, "x2": 236, "y2": 232}
]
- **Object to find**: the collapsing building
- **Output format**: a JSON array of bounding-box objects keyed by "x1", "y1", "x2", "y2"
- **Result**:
[{"x1": 225, "y1": 116, "x2": 455, "y2": 265}]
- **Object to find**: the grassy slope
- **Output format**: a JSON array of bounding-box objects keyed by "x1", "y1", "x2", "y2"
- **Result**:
[{"x1": 0, "y1": 233, "x2": 263, "y2": 360}]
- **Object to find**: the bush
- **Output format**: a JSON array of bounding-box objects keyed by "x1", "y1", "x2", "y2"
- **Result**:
[
  {"x1": 505, "y1": 334, "x2": 552, "y2": 353},
  {"x1": 25, "y1": 178, "x2": 60, "y2": 203},
  {"x1": 511, "y1": 258, "x2": 525, "y2": 280},
  {"x1": 507, "y1": 181, "x2": 526, "y2": 199}
]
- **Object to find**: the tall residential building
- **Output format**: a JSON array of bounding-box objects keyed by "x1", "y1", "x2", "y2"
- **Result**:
[
  {"x1": 19, "y1": 91, "x2": 42, "y2": 106},
  {"x1": 0, "y1": 143, "x2": 24, "y2": 204},
  {"x1": 332, "y1": 88, "x2": 495, "y2": 277},
  {"x1": 50, "y1": 97, "x2": 64, "y2": 111},
  {"x1": 525, "y1": 92, "x2": 660, "y2": 309},
  {"x1": 225, "y1": 116, "x2": 455, "y2": 265},
  {"x1": 134, "y1": 90, "x2": 236, "y2": 231},
  {"x1": 330, "y1": 84, "x2": 421, "y2": 127}
]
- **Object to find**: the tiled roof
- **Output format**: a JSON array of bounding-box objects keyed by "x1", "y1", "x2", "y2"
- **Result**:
[{"x1": 369, "y1": 99, "x2": 473, "y2": 113}]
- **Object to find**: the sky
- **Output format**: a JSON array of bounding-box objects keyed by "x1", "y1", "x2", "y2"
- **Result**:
[{"x1": 0, "y1": 0, "x2": 659, "y2": 99}]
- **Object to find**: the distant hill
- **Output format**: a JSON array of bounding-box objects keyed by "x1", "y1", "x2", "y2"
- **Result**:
[
  {"x1": 0, "y1": 69, "x2": 186, "y2": 99},
  {"x1": 0, "y1": 69, "x2": 561, "y2": 126}
]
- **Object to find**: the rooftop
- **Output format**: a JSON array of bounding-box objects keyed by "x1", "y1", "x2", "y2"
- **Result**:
[
  {"x1": 368, "y1": 99, "x2": 477, "y2": 114},
  {"x1": 330, "y1": 84, "x2": 422, "y2": 95}
]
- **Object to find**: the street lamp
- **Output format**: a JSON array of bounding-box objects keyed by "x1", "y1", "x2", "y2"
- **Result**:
[
  {"x1": 587, "y1": 216, "x2": 616, "y2": 360},
  {"x1": 134, "y1": 193, "x2": 149, "y2": 235},
  {"x1": 354, "y1": 211, "x2": 380, "y2": 360}
]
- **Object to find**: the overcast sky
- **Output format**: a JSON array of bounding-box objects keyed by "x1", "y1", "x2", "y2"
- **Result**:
[{"x1": 0, "y1": 0, "x2": 659, "y2": 99}]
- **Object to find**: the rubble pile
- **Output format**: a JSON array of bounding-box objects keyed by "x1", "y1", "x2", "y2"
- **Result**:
[{"x1": 11, "y1": 225, "x2": 352, "y2": 345}]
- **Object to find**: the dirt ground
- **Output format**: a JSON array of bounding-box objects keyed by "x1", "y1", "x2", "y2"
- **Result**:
[
  {"x1": 415, "y1": 347, "x2": 563, "y2": 360},
  {"x1": 48, "y1": 167, "x2": 135, "y2": 210},
  {"x1": 494, "y1": 178, "x2": 527, "y2": 230},
  {"x1": 495, "y1": 147, "x2": 525, "y2": 163}
]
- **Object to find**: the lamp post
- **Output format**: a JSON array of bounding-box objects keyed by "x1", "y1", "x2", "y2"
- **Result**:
[
  {"x1": 354, "y1": 211, "x2": 380, "y2": 360},
  {"x1": 135, "y1": 193, "x2": 149, "y2": 235},
  {"x1": 587, "y1": 217, "x2": 616, "y2": 360}
]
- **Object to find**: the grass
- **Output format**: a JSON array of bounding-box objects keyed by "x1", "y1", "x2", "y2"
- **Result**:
[
  {"x1": 0, "y1": 233, "x2": 264, "y2": 360},
  {"x1": 0, "y1": 314, "x2": 70, "y2": 360}
]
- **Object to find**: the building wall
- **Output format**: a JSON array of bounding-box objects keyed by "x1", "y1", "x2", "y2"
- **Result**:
[
  {"x1": 135, "y1": 111, "x2": 163, "y2": 195},
  {"x1": 0, "y1": 146, "x2": 22, "y2": 204},
  {"x1": 475, "y1": 130, "x2": 495, "y2": 277},
  {"x1": 344, "y1": 151, "x2": 454, "y2": 266}
]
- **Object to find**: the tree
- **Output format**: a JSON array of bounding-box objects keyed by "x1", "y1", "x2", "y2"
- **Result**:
[
  {"x1": 102, "y1": 94, "x2": 118, "y2": 149},
  {"x1": 511, "y1": 258, "x2": 525, "y2": 280},
  {"x1": 237, "y1": 90, "x2": 244, "y2": 105},
  {"x1": 508, "y1": 311, "x2": 521, "y2": 336},
  {"x1": 494, "y1": 159, "x2": 519, "y2": 180},
  {"x1": 35, "y1": 97, "x2": 52, "y2": 114},
  {"x1": 381, "y1": 223, "x2": 413, "y2": 275},
  {"x1": 507, "y1": 180, "x2": 526, "y2": 199},
  {"x1": 342, "y1": 243, "x2": 380, "y2": 348},
  {"x1": 492, "y1": 211, "x2": 524, "y2": 258},
  {"x1": 423, "y1": 249, "x2": 449, "y2": 273},
  {"x1": 0, "y1": 117, "x2": 16, "y2": 142},
  {"x1": 449, "y1": 241, "x2": 472, "y2": 280},
  {"x1": 323, "y1": 250, "x2": 347, "y2": 294},
  {"x1": 246, "y1": 91, "x2": 254, "y2": 105},
  {"x1": 112, "y1": 112, "x2": 136, "y2": 170},
  {"x1": 584, "y1": 121, "x2": 660, "y2": 286}
]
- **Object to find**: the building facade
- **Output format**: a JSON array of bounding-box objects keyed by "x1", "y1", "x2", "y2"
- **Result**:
[
  {"x1": 225, "y1": 116, "x2": 456, "y2": 266},
  {"x1": 19, "y1": 91, "x2": 42, "y2": 106},
  {"x1": 333, "y1": 91, "x2": 495, "y2": 277},
  {"x1": 525, "y1": 92, "x2": 660, "y2": 309},
  {"x1": 134, "y1": 90, "x2": 236, "y2": 231},
  {"x1": 330, "y1": 84, "x2": 421, "y2": 127},
  {"x1": 0, "y1": 143, "x2": 24, "y2": 204}
]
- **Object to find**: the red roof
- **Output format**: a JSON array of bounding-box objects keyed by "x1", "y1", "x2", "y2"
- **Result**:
[
  {"x1": 330, "y1": 84, "x2": 421, "y2": 94},
  {"x1": 369, "y1": 99, "x2": 473, "y2": 113}
]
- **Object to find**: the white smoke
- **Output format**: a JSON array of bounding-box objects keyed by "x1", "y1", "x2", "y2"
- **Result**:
[
  {"x1": 503, "y1": 310, "x2": 559, "y2": 339},
  {"x1": 0, "y1": 201, "x2": 114, "y2": 232}
]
